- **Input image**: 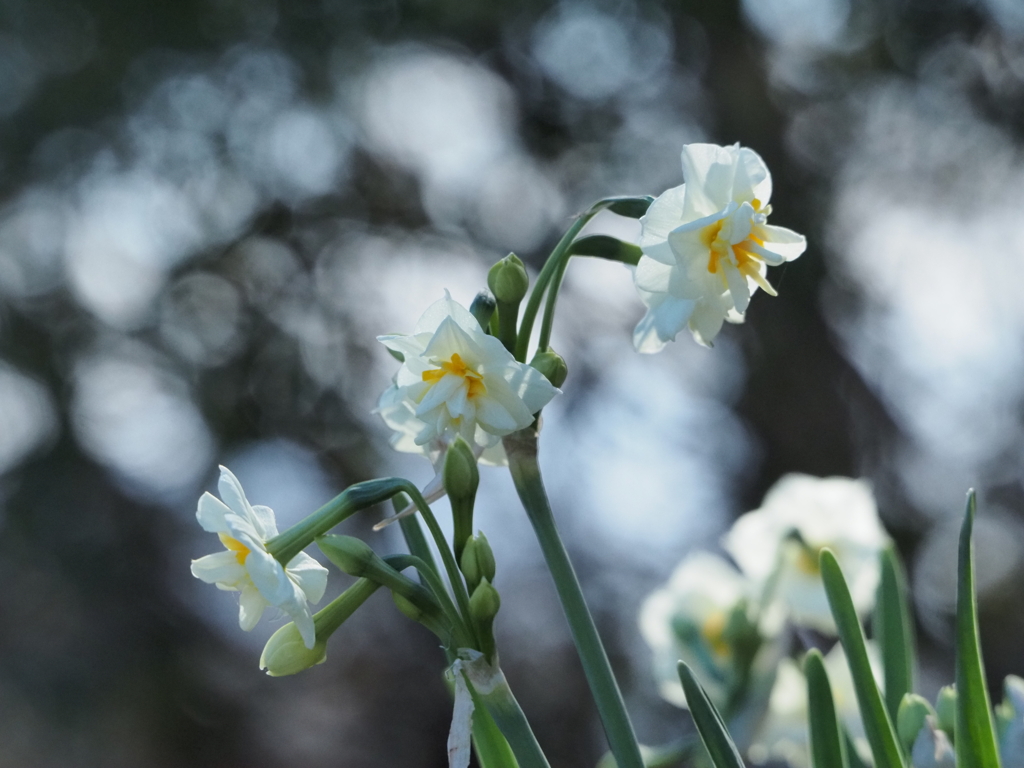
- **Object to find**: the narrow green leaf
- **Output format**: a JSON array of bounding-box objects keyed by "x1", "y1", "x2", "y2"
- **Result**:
[
  {"x1": 804, "y1": 649, "x2": 850, "y2": 768},
  {"x1": 955, "y1": 490, "x2": 1002, "y2": 768},
  {"x1": 820, "y1": 548, "x2": 907, "y2": 768},
  {"x1": 875, "y1": 544, "x2": 917, "y2": 723},
  {"x1": 677, "y1": 662, "x2": 746, "y2": 768},
  {"x1": 568, "y1": 235, "x2": 643, "y2": 266}
]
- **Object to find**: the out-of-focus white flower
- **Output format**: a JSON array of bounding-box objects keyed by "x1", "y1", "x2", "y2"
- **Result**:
[
  {"x1": 999, "y1": 675, "x2": 1024, "y2": 768},
  {"x1": 377, "y1": 292, "x2": 558, "y2": 456},
  {"x1": 640, "y1": 551, "x2": 775, "y2": 710},
  {"x1": 190, "y1": 466, "x2": 329, "y2": 648},
  {"x1": 750, "y1": 643, "x2": 877, "y2": 768},
  {"x1": 633, "y1": 143, "x2": 806, "y2": 351},
  {"x1": 724, "y1": 474, "x2": 890, "y2": 633}
]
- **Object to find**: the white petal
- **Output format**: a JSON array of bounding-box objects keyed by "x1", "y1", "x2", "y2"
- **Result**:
[
  {"x1": 217, "y1": 466, "x2": 253, "y2": 521},
  {"x1": 377, "y1": 333, "x2": 429, "y2": 358},
  {"x1": 250, "y1": 505, "x2": 278, "y2": 539},
  {"x1": 422, "y1": 316, "x2": 479, "y2": 363},
  {"x1": 642, "y1": 238, "x2": 678, "y2": 266},
  {"x1": 246, "y1": 548, "x2": 294, "y2": 605},
  {"x1": 735, "y1": 146, "x2": 772, "y2": 205},
  {"x1": 639, "y1": 184, "x2": 688, "y2": 245},
  {"x1": 287, "y1": 552, "x2": 329, "y2": 604},
  {"x1": 504, "y1": 363, "x2": 559, "y2": 414},
  {"x1": 196, "y1": 492, "x2": 232, "y2": 533},
  {"x1": 755, "y1": 224, "x2": 807, "y2": 261},
  {"x1": 688, "y1": 299, "x2": 727, "y2": 346},
  {"x1": 239, "y1": 585, "x2": 268, "y2": 631},
  {"x1": 414, "y1": 292, "x2": 481, "y2": 335},
  {"x1": 475, "y1": 396, "x2": 523, "y2": 434},
  {"x1": 634, "y1": 257, "x2": 675, "y2": 295},
  {"x1": 191, "y1": 551, "x2": 246, "y2": 586},
  {"x1": 680, "y1": 143, "x2": 739, "y2": 216},
  {"x1": 632, "y1": 296, "x2": 696, "y2": 353},
  {"x1": 727, "y1": 203, "x2": 754, "y2": 244},
  {"x1": 415, "y1": 373, "x2": 463, "y2": 416},
  {"x1": 446, "y1": 382, "x2": 470, "y2": 419},
  {"x1": 289, "y1": 607, "x2": 317, "y2": 649},
  {"x1": 723, "y1": 263, "x2": 751, "y2": 314}
]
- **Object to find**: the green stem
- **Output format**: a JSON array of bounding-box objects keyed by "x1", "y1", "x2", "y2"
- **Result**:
[
  {"x1": 401, "y1": 482, "x2": 479, "y2": 648},
  {"x1": 537, "y1": 249, "x2": 571, "y2": 354},
  {"x1": 386, "y1": 553, "x2": 472, "y2": 647},
  {"x1": 496, "y1": 300, "x2": 521, "y2": 354},
  {"x1": 515, "y1": 214, "x2": 593, "y2": 362},
  {"x1": 470, "y1": 682, "x2": 523, "y2": 768},
  {"x1": 503, "y1": 427, "x2": 644, "y2": 768}
]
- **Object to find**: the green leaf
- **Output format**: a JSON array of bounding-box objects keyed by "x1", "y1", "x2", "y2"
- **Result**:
[
  {"x1": 568, "y1": 235, "x2": 643, "y2": 266},
  {"x1": 875, "y1": 544, "x2": 917, "y2": 723},
  {"x1": 588, "y1": 195, "x2": 655, "y2": 219},
  {"x1": 676, "y1": 661, "x2": 746, "y2": 768},
  {"x1": 955, "y1": 490, "x2": 1002, "y2": 768},
  {"x1": 804, "y1": 649, "x2": 850, "y2": 768},
  {"x1": 820, "y1": 548, "x2": 907, "y2": 768}
]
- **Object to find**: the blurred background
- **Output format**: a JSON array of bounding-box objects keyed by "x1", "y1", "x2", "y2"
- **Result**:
[{"x1": 1, "y1": 0, "x2": 1024, "y2": 765}]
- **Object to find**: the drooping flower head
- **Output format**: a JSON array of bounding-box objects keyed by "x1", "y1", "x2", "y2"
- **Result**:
[
  {"x1": 190, "y1": 466, "x2": 329, "y2": 648},
  {"x1": 723, "y1": 474, "x2": 889, "y2": 633},
  {"x1": 633, "y1": 143, "x2": 807, "y2": 351},
  {"x1": 377, "y1": 292, "x2": 559, "y2": 462}
]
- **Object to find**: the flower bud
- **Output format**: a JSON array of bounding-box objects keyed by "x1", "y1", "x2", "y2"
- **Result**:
[
  {"x1": 911, "y1": 716, "x2": 955, "y2": 768},
  {"x1": 469, "y1": 578, "x2": 501, "y2": 661},
  {"x1": 530, "y1": 349, "x2": 568, "y2": 389},
  {"x1": 444, "y1": 437, "x2": 479, "y2": 561},
  {"x1": 260, "y1": 622, "x2": 328, "y2": 677},
  {"x1": 469, "y1": 578, "x2": 501, "y2": 624},
  {"x1": 487, "y1": 253, "x2": 529, "y2": 305},
  {"x1": 318, "y1": 534, "x2": 376, "y2": 577},
  {"x1": 936, "y1": 685, "x2": 957, "y2": 735},
  {"x1": 469, "y1": 291, "x2": 497, "y2": 331},
  {"x1": 897, "y1": 693, "x2": 937, "y2": 752},
  {"x1": 460, "y1": 533, "x2": 496, "y2": 593}
]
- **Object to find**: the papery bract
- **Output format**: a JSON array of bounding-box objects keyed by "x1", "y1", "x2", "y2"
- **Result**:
[
  {"x1": 633, "y1": 143, "x2": 806, "y2": 351},
  {"x1": 190, "y1": 466, "x2": 329, "y2": 648},
  {"x1": 724, "y1": 474, "x2": 889, "y2": 633},
  {"x1": 377, "y1": 292, "x2": 558, "y2": 462}
]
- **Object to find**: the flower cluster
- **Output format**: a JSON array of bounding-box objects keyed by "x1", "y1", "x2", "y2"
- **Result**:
[
  {"x1": 640, "y1": 474, "x2": 889, "y2": 762},
  {"x1": 377, "y1": 292, "x2": 559, "y2": 467},
  {"x1": 190, "y1": 466, "x2": 329, "y2": 648},
  {"x1": 633, "y1": 143, "x2": 806, "y2": 351}
]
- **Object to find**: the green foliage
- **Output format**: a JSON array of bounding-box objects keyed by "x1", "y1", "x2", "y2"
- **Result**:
[
  {"x1": 955, "y1": 491, "x2": 1002, "y2": 768},
  {"x1": 876, "y1": 544, "x2": 917, "y2": 723},
  {"x1": 804, "y1": 648, "x2": 850, "y2": 768},
  {"x1": 677, "y1": 661, "x2": 747, "y2": 768}
]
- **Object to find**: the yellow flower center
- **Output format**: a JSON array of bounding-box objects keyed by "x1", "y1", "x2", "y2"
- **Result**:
[
  {"x1": 422, "y1": 352, "x2": 487, "y2": 399},
  {"x1": 793, "y1": 542, "x2": 823, "y2": 575},
  {"x1": 700, "y1": 206, "x2": 777, "y2": 296},
  {"x1": 219, "y1": 532, "x2": 251, "y2": 565},
  {"x1": 701, "y1": 611, "x2": 731, "y2": 658}
]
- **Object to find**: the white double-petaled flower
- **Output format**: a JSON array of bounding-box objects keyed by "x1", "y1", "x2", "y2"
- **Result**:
[
  {"x1": 190, "y1": 466, "x2": 329, "y2": 649},
  {"x1": 377, "y1": 292, "x2": 559, "y2": 461},
  {"x1": 724, "y1": 474, "x2": 890, "y2": 633},
  {"x1": 633, "y1": 142, "x2": 807, "y2": 351}
]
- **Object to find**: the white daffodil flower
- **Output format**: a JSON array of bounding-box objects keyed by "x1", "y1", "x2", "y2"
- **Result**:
[
  {"x1": 377, "y1": 292, "x2": 559, "y2": 456},
  {"x1": 723, "y1": 474, "x2": 890, "y2": 633},
  {"x1": 640, "y1": 551, "x2": 778, "y2": 711},
  {"x1": 750, "y1": 643, "x2": 877, "y2": 768},
  {"x1": 633, "y1": 143, "x2": 807, "y2": 351},
  {"x1": 190, "y1": 466, "x2": 329, "y2": 649}
]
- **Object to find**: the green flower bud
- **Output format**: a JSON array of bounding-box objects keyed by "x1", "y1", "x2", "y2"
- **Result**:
[
  {"x1": 318, "y1": 534, "x2": 376, "y2": 577},
  {"x1": 260, "y1": 622, "x2": 328, "y2": 677},
  {"x1": 936, "y1": 685, "x2": 957, "y2": 735},
  {"x1": 529, "y1": 349, "x2": 568, "y2": 388},
  {"x1": 444, "y1": 437, "x2": 479, "y2": 561},
  {"x1": 898, "y1": 693, "x2": 938, "y2": 752},
  {"x1": 487, "y1": 253, "x2": 529, "y2": 305},
  {"x1": 460, "y1": 533, "x2": 496, "y2": 592},
  {"x1": 568, "y1": 234, "x2": 643, "y2": 266},
  {"x1": 469, "y1": 578, "x2": 501, "y2": 624},
  {"x1": 469, "y1": 291, "x2": 497, "y2": 331}
]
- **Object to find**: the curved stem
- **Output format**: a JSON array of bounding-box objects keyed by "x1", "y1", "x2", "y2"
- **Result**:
[
  {"x1": 400, "y1": 482, "x2": 479, "y2": 648},
  {"x1": 515, "y1": 213, "x2": 593, "y2": 362},
  {"x1": 537, "y1": 251, "x2": 571, "y2": 354},
  {"x1": 385, "y1": 553, "x2": 472, "y2": 647},
  {"x1": 503, "y1": 427, "x2": 644, "y2": 768},
  {"x1": 471, "y1": 667, "x2": 551, "y2": 768}
]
